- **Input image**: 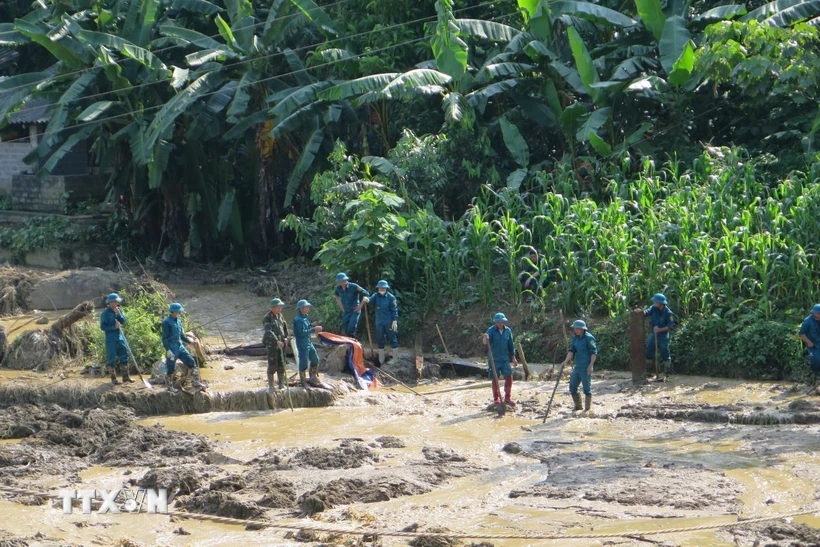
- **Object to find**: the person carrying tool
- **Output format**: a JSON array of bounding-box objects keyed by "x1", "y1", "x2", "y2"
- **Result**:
[
  {"x1": 162, "y1": 302, "x2": 202, "y2": 391},
  {"x1": 263, "y1": 298, "x2": 289, "y2": 392},
  {"x1": 799, "y1": 304, "x2": 820, "y2": 377},
  {"x1": 482, "y1": 312, "x2": 519, "y2": 407},
  {"x1": 560, "y1": 320, "x2": 597, "y2": 414},
  {"x1": 371, "y1": 280, "x2": 398, "y2": 364},
  {"x1": 293, "y1": 299, "x2": 323, "y2": 387},
  {"x1": 641, "y1": 293, "x2": 675, "y2": 380},
  {"x1": 100, "y1": 293, "x2": 135, "y2": 385},
  {"x1": 334, "y1": 273, "x2": 369, "y2": 337}
]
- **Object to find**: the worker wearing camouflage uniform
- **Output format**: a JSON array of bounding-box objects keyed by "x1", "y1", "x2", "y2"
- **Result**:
[
  {"x1": 334, "y1": 273, "x2": 370, "y2": 337},
  {"x1": 561, "y1": 319, "x2": 597, "y2": 413},
  {"x1": 99, "y1": 293, "x2": 135, "y2": 385},
  {"x1": 644, "y1": 293, "x2": 675, "y2": 379},
  {"x1": 263, "y1": 298, "x2": 289, "y2": 391},
  {"x1": 293, "y1": 300, "x2": 323, "y2": 387},
  {"x1": 372, "y1": 280, "x2": 398, "y2": 364},
  {"x1": 482, "y1": 312, "x2": 519, "y2": 407},
  {"x1": 799, "y1": 304, "x2": 820, "y2": 375},
  {"x1": 162, "y1": 302, "x2": 201, "y2": 391}
]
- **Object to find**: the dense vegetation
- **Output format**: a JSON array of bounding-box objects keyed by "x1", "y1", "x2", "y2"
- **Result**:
[{"x1": 3, "y1": 0, "x2": 820, "y2": 379}]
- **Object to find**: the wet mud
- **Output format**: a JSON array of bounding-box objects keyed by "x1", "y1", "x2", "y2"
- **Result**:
[{"x1": 0, "y1": 274, "x2": 819, "y2": 546}]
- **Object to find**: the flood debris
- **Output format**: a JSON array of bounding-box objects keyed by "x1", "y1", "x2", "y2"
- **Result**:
[
  {"x1": 407, "y1": 527, "x2": 461, "y2": 547},
  {"x1": 4, "y1": 301, "x2": 94, "y2": 370}
]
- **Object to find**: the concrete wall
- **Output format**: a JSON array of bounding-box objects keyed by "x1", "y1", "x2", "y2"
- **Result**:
[
  {"x1": 0, "y1": 143, "x2": 33, "y2": 195},
  {"x1": 11, "y1": 174, "x2": 106, "y2": 213}
]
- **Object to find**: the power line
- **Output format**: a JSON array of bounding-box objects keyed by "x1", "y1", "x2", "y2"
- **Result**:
[{"x1": 0, "y1": 0, "x2": 355, "y2": 95}]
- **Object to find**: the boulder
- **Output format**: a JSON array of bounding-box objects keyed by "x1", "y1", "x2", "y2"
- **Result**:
[{"x1": 27, "y1": 269, "x2": 135, "y2": 310}]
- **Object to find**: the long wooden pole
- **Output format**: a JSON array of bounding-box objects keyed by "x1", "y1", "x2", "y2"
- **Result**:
[
  {"x1": 542, "y1": 312, "x2": 568, "y2": 422},
  {"x1": 363, "y1": 302, "x2": 375, "y2": 358}
]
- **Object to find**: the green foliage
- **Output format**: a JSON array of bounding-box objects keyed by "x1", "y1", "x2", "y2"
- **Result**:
[
  {"x1": 697, "y1": 21, "x2": 820, "y2": 150},
  {"x1": 91, "y1": 287, "x2": 179, "y2": 371},
  {"x1": 0, "y1": 216, "x2": 106, "y2": 262},
  {"x1": 592, "y1": 316, "x2": 631, "y2": 371},
  {"x1": 673, "y1": 314, "x2": 805, "y2": 380}
]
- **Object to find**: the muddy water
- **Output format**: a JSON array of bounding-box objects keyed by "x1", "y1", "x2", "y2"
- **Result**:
[
  {"x1": 0, "y1": 310, "x2": 65, "y2": 342},
  {"x1": 2, "y1": 283, "x2": 819, "y2": 546}
]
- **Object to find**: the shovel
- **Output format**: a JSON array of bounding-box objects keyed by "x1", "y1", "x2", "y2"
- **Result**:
[
  {"x1": 487, "y1": 347, "x2": 505, "y2": 417},
  {"x1": 121, "y1": 332, "x2": 153, "y2": 389}
]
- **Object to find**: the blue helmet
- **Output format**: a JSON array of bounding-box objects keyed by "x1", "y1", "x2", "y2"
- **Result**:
[
  {"x1": 376, "y1": 280, "x2": 390, "y2": 289},
  {"x1": 651, "y1": 293, "x2": 668, "y2": 305},
  {"x1": 335, "y1": 272, "x2": 349, "y2": 283},
  {"x1": 812, "y1": 304, "x2": 820, "y2": 314},
  {"x1": 168, "y1": 302, "x2": 185, "y2": 313},
  {"x1": 296, "y1": 299, "x2": 312, "y2": 310},
  {"x1": 571, "y1": 319, "x2": 588, "y2": 330},
  {"x1": 105, "y1": 293, "x2": 122, "y2": 303},
  {"x1": 492, "y1": 312, "x2": 509, "y2": 323}
]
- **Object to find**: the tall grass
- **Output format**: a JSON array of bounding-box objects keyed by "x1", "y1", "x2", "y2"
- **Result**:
[{"x1": 400, "y1": 147, "x2": 820, "y2": 320}]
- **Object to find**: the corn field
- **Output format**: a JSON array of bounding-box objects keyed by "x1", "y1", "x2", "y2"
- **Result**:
[{"x1": 399, "y1": 148, "x2": 820, "y2": 319}]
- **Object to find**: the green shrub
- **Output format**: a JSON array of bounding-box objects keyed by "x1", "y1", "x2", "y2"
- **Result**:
[
  {"x1": 592, "y1": 315, "x2": 631, "y2": 371},
  {"x1": 673, "y1": 315, "x2": 804, "y2": 380},
  {"x1": 91, "y1": 287, "x2": 176, "y2": 371}
]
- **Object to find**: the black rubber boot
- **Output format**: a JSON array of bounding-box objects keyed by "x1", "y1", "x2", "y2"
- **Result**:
[
  {"x1": 110, "y1": 371, "x2": 120, "y2": 385},
  {"x1": 308, "y1": 366, "x2": 321, "y2": 387},
  {"x1": 277, "y1": 372, "x2": 285, "y2": 390},
  {"x1": 571, "y1": 392, "x2": 582, "y2": 412},
  {"x1": 267, "y1": 373, "x2": 275, "y2": 392},
  {"x1": 122, "y1": 369, "x2": 135, "y2": 383},
  {"x1": 299, "y1": 371, "x2": 307, "y2": 388},
  {"x1": 584, "y1": 394, "x2": 592, "y2": 412}
]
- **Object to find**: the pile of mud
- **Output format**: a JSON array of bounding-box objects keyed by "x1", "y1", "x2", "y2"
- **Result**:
[
  {"x1": 0, "y1": 382, "x2": 345, "y2": 415},
  {"x1": 509, "y1": 443, "x2": 744, "y2": 513},
  {"x1": 0, "y1": 405, "x2": 219, "y2": 482},
  {"x1": 615, "y1": 402, "x2": 820, "y2": 425}
]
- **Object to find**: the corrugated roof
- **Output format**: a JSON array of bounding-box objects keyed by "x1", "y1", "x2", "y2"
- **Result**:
[{"x1": 7, "y1": 96, "x2": 51, "y2": 124}]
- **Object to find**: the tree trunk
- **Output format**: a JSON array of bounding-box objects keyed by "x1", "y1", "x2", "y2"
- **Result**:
[{"x1": 50, "y1": 301, "x2": 95, "y2": 337}]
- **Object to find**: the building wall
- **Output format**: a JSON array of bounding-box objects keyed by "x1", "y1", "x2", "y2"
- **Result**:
[
  {"x1": 11, "y1": 174, "x2": 106, "y2": 213},
  {"x1": 0, "y1": 142, "x2": 33, "y2": 195}
]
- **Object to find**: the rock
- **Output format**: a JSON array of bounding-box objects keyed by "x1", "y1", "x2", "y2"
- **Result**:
[
  {"x1": 290, "y1": 444, "x2": 376, "y2": 469},
  {"x1": 172, "y1": 527, "x2": 191, "y2": 535},
  {"x1": 28, "y1": 269, "x2": 136, "y2": 311},
  {"x1": 375, "y1": 435, "x2": 406, "y2": 448},
  {"x1": 34, "y1": 317, "x2": 48, "y2": 325},
  {"x1": 502, "y1": 442, "x2": 522, "y2": 454},
  {"x1": 788, "y1": 399, "x2": 820, "y2": 412},
  {"x1": 320, "y1": 345, "x2": 349, "y2": 373}
]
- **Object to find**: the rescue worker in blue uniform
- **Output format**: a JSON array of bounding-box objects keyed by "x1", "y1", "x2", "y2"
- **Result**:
[
  {"x1": 799, "y1": 304, "x2": 820, "y2": 375},
  {"x1": 162, "y1": 302, "x2": 200, "y2": 391},
  {"x1": 482, "y1": 312, "x2": 519, "y2": 407},
  {"x1": 371, "y1": 280, "x2": 398, "y2": 364},
  {"x1": 643, "y1": 293, "x2": 675, "y2": 380},
  {"x1": 561, "y1": 319, "x2": 597, "y2": 413},
  {"x1": 293, "y1": 299, "x2": 323, "y2": 387},
  {"x1": 334, "y1": 273, "x2": 369, "y2": 338},
  {"x1": 99, "y1": 293, "x2": 135, "y2": 385}
]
